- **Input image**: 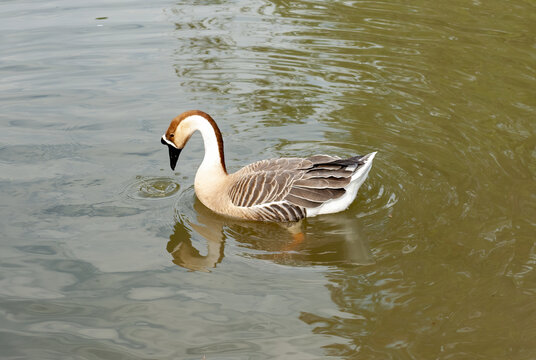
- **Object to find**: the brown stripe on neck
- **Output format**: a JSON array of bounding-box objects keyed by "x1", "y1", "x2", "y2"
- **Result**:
[{"x1": 179, "y1": 110, "x2": 227, "y2": 174}]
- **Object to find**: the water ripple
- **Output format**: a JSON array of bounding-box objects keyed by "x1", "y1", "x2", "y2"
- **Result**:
[
  {"x1": 1, "y1": 0, "x2": 535, "y2": 359},
  {"x1": 122, "y1": 176, "x2": 180, "y2": 200}
]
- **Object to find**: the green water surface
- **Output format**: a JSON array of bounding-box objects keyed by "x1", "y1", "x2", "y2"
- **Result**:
[{"x1": 0, "y1": 0, "x2": 535, "y2": 359}]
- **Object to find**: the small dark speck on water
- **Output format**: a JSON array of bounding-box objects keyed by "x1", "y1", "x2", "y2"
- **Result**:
[{"x1": 95, "y1": 17, "x2": 108, "y2": 20}]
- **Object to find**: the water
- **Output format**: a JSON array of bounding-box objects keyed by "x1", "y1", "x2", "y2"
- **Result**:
[{"x1": 1, "y1": 0, "x2": 535, "y2": 359}]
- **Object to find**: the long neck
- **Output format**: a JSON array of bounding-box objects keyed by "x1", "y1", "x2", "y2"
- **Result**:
[{"x1": 187, "y1": 114, "x2": 227, "y2": 175}]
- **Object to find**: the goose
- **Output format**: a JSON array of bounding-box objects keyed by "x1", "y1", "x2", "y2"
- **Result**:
[{"x1": 161, "y1": 110, "x2": 376, "y2": 222}]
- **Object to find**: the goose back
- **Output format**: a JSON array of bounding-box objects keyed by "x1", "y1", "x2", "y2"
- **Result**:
[{"x1": 227, "y1": 154, "x2": 368, "y2": 222}]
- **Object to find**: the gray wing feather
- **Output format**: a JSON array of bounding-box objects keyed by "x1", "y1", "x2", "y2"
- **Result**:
[
  {"x1": 304, "y1": 168, "x2": 353, "y2": 178},
  {"x1": 288, "y1": 186, "x2": 345, "y2": 202},
  {"x1": 252, "y1": 202, "x2": 305, "y2": 222},
  {"x1": 229, "y1": 170, "x2": 294, "y2": 207},
  {"x1": 294, "y1": 177, "x2": 351, "y2": 189},
  {"x1": 285, "y1": 194, "x2": 322, "y2": 208},
  {"x1": 244, "y1": 158, "x2": 312, "y2": 173},
  {"x1": 228, "y1": 155, "x2": 366, "y2": 221}
]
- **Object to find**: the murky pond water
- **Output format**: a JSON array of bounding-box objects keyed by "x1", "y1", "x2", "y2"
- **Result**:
[{"x1": 1, "y1": 0, "x2": 535, "y2": 359}]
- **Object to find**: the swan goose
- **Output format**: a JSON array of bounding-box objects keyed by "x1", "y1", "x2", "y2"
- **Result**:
[{"x1": 161, "y1": 110, "x2": 376, "y2": 222}]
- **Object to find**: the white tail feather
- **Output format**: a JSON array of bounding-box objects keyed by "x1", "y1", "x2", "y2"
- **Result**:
[{"x1": 307, "y1": 152, "x2": 376, "y2": 217}]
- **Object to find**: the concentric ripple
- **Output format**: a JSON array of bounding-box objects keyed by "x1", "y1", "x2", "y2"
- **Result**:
[{"x1": 123, "y1": 176, "x2": 180, "y2": 200}]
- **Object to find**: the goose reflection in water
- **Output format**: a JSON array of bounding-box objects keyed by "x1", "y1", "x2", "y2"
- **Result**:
[{"x1": 166, "y1": 197, "x2": 374, "y2": 272}]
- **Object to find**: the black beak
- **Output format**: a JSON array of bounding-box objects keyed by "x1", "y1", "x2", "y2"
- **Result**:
[{"x1": 161, "y1": 137, "x2": 182, "y2": 171}]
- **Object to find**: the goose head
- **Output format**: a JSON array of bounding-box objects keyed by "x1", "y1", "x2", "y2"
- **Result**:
[
  {"x1": 160, "y1": 114, "x2": 190, "y2": 170},
  {"x1": 161, "y1": 110, "x2": 226, "y2": 172}
]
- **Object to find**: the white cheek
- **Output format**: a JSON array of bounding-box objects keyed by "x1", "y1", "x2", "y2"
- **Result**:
[{"x1": 162, "y1": 134, "x2": 178, "y2": 148}]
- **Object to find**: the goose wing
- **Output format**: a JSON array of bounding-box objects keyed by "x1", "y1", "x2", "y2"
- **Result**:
[
  {"x1": 285, "y1": 155, "x2": 367, "y2": 208},
  {"x1": 228, "y1": 155, "x2": 367, "y2": 222}
]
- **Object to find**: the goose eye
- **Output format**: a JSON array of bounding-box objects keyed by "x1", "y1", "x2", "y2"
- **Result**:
[{"x1": 170, "y1": 134, "x2": 174, "y2": 138}]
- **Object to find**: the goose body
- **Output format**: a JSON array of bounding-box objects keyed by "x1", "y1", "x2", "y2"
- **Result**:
[{"x1": 161, "y1": 110, "x2": 376, "y2": 222}]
